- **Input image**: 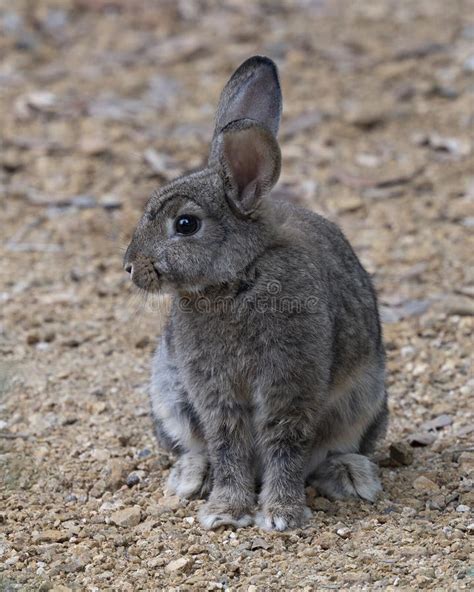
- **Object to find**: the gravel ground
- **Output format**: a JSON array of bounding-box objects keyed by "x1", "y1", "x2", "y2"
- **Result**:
[{"x1": 0, "y1": 1, "x2": 473, "y2": 590}]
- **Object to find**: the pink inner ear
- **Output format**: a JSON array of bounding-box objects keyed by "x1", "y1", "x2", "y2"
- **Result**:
[
  {"x1": 224, "y1": 131, "x2": 263, "y2": 198},
  {"x1": 232, "y1": 148, "x2": 260, "y2": 195}
]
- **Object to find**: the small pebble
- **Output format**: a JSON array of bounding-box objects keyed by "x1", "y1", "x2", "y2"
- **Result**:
[
  {"x1": 164, "y1": 557, "x2": 190, "y2": 574},
  {"x1": 251, "y1": 537, "x2": 272, "y2": 550},
  {"x1": 413, "y1": 476, "x2": 440, "y2": 492},
  {"x1": 110, "y1": 506, "x2": 141, "y2": 527},
  {"x1": 463, "y1": 55, "x2": 474, "y2": 72},
  {"x1": 135, "y1": 335, "x2": 151, "y2": 349},
  {"x1": 156, "y1": 495, "x2": 181, "y2": 511},
  {"x1": 99, "y1": 194, "x2": 122, "y2": 210},
  {"x1": 336, "y1": 527, "x2": 351, "y2": 538},
  {"x1": 26, "y1": 333, "x2": 40, "y2": 345},
  {"x1": 126, "y1": 472, "x2": 141, "y2": 487},
  {"x1": 32, "y1": 529, "x2": 68, "y2": 543},
  {"x1": 390, "y1": 441, "x2": 414, "y2": 466},
  {"x1": 137, "y1": 448, "x2": 152, "y2": 459}
]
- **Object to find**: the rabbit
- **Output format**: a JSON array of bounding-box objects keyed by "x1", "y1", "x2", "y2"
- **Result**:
[{"x1": 123, "y1": 56, "x2": 388, "y2": 531}]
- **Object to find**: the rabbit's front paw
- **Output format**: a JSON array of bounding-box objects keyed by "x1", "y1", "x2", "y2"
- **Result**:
[
  {"x1": 256, "y1": 504, "x2": 312, "y2": 532},
  {"x1": 198, "y1": 497, "x2": 253, "y2": 529}
]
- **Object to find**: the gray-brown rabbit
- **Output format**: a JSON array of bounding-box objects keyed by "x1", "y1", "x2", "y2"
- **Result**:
[{"x1": 124, "y1": 56, "x2": 388, "y2": 531}]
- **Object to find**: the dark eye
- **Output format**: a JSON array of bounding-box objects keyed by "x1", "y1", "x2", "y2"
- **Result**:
[{"x1": 174, "y1": 214, "x2": 201, "y2": 236}]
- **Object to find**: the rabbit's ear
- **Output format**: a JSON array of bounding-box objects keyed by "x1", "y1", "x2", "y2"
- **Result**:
[
  {"x1": 212, "y1": 56, "x2": 281, "y2": 144},
  {"x1": 217, "y1": 119, "x2": 281, "y2": 216}
]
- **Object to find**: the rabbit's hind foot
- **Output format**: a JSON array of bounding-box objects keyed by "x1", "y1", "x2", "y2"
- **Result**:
[
  {"x1": 166, "y1": 451, "x2": 210, "y2": 499},
  {"x1": 308, "y1": 452, "x2": 382, "y2": 502}
]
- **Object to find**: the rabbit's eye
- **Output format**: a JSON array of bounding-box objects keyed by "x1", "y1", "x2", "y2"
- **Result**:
[{"x1": 175, "y1": 214, "x2": 201, "y2": 236}]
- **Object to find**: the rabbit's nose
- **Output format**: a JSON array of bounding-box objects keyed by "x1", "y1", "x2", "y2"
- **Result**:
[{"x1": 124, "y1": 263, "x2": 133, "y2": 275}]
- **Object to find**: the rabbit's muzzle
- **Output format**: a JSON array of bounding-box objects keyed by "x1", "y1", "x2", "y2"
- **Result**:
[{"x1": 123, "y1": 253, "x2": 161, "y2": 293}]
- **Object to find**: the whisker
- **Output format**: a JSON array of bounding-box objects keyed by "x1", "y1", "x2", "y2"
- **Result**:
[
  {"x1": 119, "y1": 286, "x2": 171, "y2": 333},
  {"x1": 124, "y1": 291, "x2": 146, "y2": 320}
]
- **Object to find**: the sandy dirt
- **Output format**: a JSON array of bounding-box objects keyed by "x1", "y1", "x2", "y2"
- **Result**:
[{"x1": 0, "y1": 0, "x2": 473, "y2": 590}]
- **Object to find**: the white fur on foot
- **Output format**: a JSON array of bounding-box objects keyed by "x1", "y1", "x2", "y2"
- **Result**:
[
  {"x1": 353, "y1": 471, "x2": 382, "y2": 501},
  {"x1": 174, "y1": 473, "x2": 206, "y2": 498},
  {"x1": 198, "y1": 507, "x2": 253, "y2": 530},
  {"x1": 255, "y1": 506, "x2": 312, "y2": 532},
  {"x1": 165, "y1": 464, "x2": 182, "y2": 495},
  {"x1": 166, "y1": 453, "x2": 208, "y2": 499},
  {"x1": 335, "y1": 454, "x2": 382, "y2": 502}
]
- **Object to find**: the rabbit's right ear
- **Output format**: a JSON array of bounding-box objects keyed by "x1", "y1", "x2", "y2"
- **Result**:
[
  {"x1": 209, "y1": 56, "x2": 282, "y2": 162},
  {"x1": 215, "y1": 119, "x2": 281, "y2": 217}
]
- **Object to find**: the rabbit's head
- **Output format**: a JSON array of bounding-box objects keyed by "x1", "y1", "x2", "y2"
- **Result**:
[{"x1": 124, "y1": 56, "x2": 282, "y2": 293}]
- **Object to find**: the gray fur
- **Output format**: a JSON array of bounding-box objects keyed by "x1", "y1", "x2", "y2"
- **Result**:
[
  {"x1": 308, "y1": 453, "x2": 382, "y2": 502},
  {"x1": 210, "y1": 55, "x2": 282, "y2": 163},
  {"x1": 124, "y1": 56, "x2": 388, "y2": 531}
]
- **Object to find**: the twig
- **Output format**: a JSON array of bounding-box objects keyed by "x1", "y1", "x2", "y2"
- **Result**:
[
  {"x1": 6, "y1": 243, "x2": 63, "y2": 253},
  {"x1": 0, "y1": 431, "x2": 30, "y2": 439}
]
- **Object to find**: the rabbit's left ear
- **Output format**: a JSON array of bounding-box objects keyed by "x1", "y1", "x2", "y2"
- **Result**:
[
  {"x1": 216, "y1": 119, "x2": 281, "y2": 216},
  {"x1": 210, "y1": 56, "x2": 282, "y2": 162}
]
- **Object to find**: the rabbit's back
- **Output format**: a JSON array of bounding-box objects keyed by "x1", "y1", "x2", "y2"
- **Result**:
[
  {"x1": 266, "y1": 199, "x2": 387, "y2": 462},
  {"x1": 270, "y1": 199, "x2": 384, "y2": 368},
  {"x1": 273, "y1": 198, "x2": 376, "y2": 296}
]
